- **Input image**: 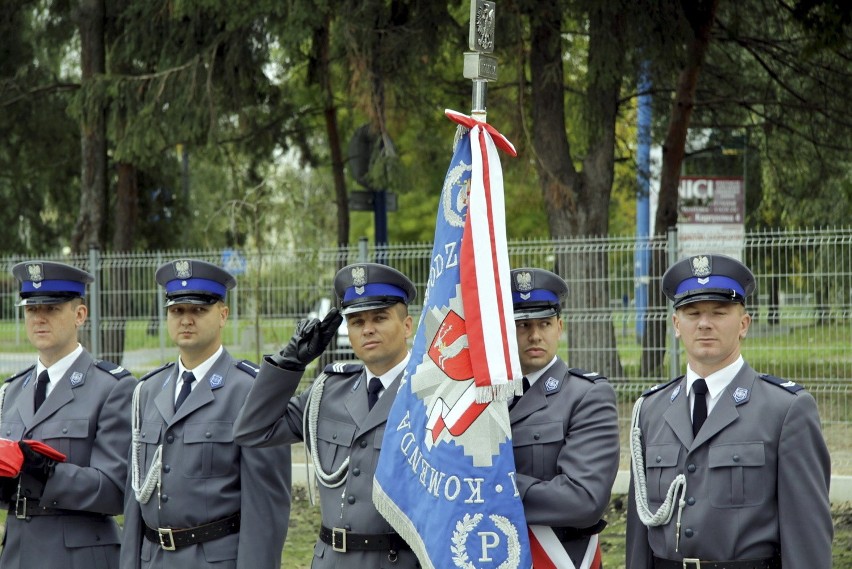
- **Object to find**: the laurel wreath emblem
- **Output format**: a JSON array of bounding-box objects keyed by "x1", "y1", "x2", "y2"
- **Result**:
[{"x1": 451, "y1": 513, "x2": 521, "y2": 569}]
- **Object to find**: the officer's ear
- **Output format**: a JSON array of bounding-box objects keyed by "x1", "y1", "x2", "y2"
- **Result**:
[{"x1": 73, "y1": 299, "x2": 88, "y2": 327}]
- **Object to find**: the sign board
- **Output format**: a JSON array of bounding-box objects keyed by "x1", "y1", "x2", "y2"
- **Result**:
[
  {"x1": 677, "y1": 177, "x2": 745, "y2": 260},
  {"x1": 221, "y1": 249, "x2": 247, "y2": 275}
]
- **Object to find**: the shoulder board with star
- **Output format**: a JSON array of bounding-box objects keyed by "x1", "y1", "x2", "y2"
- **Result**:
[
  {"x1": 139, "y1": 362, "x2": 175, "y2": 382},
  {"x1": 567, "y1": 367, "x2": 608, "y2": 383},
  {"x1": 323, "y1": 362, "x2": 364, "y2": 376},
  {"x1": 95, "y1": 359, "x2": 132, "y2": 379},
  {"x1": 641, "y1": 376, "x2": 683, "y2": 397},
  {"x1": 759, "y1": 374, "x2": 805, "y2": 394},
  {"x1": 6, "y1": 365, "x2": 35, "y2": 384},
  {"x1": 235, "y1": 360, "x2": 260, "y2": 377}
]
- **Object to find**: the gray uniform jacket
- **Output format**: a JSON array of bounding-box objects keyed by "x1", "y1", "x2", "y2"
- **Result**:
[
  {"x1": 0, "y1": 350, "x2": 135, "y2": 569},
  {"x1": 119, "y1": 350, "x2": 291, "y2": 569},
  {"x1": 510, "y1": 358, "x2": 620, "y2": 567},
  {"x1": 233, "y1": 360, "x2": 421, "y2": 569},
  {"x1": 625, "y1": 362, "x2": 832, "y2": 569}
]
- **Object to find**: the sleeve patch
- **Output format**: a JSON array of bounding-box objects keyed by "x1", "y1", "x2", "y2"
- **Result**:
[
  {"x1": 567, "y1": 367, "x2": 608, "y2": 383},
  {"x1": 236, "y1": 360, "x2": 260, "y2": 377},
  {"x1": 759, "y1": 374, "x2": 804, "y2": 394},
  {"x1": 139, "y1": 362, "x2": 175, "y2": 382},
  {"x1": 95, "y1": 359, "x2": 132, "y2": 379}
]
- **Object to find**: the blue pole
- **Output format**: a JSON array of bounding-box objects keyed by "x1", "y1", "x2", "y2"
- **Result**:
[{"x1": 635, "y1": 63, "x2": 652, "y2": 342}]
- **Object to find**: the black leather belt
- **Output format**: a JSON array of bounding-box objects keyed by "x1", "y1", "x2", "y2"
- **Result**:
[
  {"x1": 10, "y1": 497, "x2": 82, "y2": 519},
  {"x1": 552, "y1": 519, "x2": 608, "y2": 541},
  {"x1": 319, "y1": 525, "x2": 410, "y2": 553},
  {"x1": 144, "y1": 512, "x2": 241, "y2": 551},
  {"x1": 653, "y1": 555, "x2": 781, "y2": 569}
]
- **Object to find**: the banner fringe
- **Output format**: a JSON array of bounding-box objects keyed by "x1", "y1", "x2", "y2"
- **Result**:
[
  {"x1": 475, "y1": 382, "x2": 515, "y2": 403},
  {"x1": 373, "y1": 480, "x2": 436, "y2": 569}
]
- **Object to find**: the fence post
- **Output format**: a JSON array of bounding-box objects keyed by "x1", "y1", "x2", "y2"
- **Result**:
[
  {"x1": 667, "y1": 229, "x2": 679, "y2": 378},
  {"x1": 89, "y1": 246, "x2": 101, "y2": 358}
]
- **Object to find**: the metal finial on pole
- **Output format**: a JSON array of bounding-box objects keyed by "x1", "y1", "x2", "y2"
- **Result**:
[{"x1": 464, "y1": 1, "x2": 498, "y2": 121}]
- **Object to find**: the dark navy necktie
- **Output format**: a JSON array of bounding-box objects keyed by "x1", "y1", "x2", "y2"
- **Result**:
[
  {"x1": 692, "y1": 378, "x2": 708, "y2": 436},
  {"x1": 175, "y1": 371, "x2": 196, "y2": 411},
  {"x1": 34, "y1": 370, "x2": 50, "y2": 411},
  {"x1": 367, "y1": 377, "x2": 383, "y2": 410},
  {"x1": 509, "y1": 377, "x2": 530, "y2": 411}
]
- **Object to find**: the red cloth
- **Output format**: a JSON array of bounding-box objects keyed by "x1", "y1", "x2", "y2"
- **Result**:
[{"x1": 0, "y1": 439, "x2": 66, "y2": 477}]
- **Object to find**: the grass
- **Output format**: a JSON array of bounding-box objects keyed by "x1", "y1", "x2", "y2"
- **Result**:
[
  {"x1": 280, "y1": 491, "x2": 852, "y2": 568},
  {"x1": 1, "y1": 492, "x2": 849, "y2": 567}
]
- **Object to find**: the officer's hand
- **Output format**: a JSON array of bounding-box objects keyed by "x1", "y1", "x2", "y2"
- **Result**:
[
  {"x1": 270, "y1": 308, "x2": 344, "y2": 371},
  {"x1": 18, "y1": 441, "x2": 55, "y2": 485},
  {"x1": 0, "y1": 477, "x2": 17, "y2": 503}
]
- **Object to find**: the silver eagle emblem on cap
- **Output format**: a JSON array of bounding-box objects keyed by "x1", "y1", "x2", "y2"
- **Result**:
[
  {"x1": 27, "y1": 263, "x2": 44, "y2": 284},
  {"x1": 691, "y1": 255, "x2": 711, "y2": 278},
  {"x1": 515, "y1": 271, "x2": 533, "y2": 292},
  {"x1": 174, "y1": 260, "x2": 191, "y2": 279},
  {"x1": 352, "y1": 266, "x2": 367, "y2": 295}
]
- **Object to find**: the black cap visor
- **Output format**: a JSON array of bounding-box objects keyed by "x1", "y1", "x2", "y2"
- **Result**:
[
  {"x1": 165, "y1": 293, "x2": 222, "y2": 307},
  {"x1": 341, "y1": 296, "x2": 403, "y2": 315},
  {"x1": 18, "y1": 292, "x2": 82, "y2": 306},
  {"x1": 673, "y1": 288, "x2": 746, "y2": 309}
]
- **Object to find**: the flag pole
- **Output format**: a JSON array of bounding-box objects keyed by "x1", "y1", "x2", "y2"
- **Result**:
[{"x1": 463, "y1": 1, "x2": 498, "y2": 122}]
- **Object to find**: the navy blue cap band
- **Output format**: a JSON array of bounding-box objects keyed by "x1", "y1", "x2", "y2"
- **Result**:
[
  {"x1": 343, "y1": 283, "x2": 408, "y2": 305},
  {"x1": 512, "y1": 289, "x2": 559, "y2": 305},
  {"x1": 165, "y1": 277, "x2": 227, "y2": 299},
  {"x1": 20, "y1": 279, "x2": 86, "y2": 297}
]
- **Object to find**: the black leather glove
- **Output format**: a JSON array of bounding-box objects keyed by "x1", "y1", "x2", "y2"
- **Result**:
[
  {"x1": 0, "y1": 476, "x2": 17, "y2": 503},
  {"x1": 269, "y1": 308, "x2": 343, "y2": 371},
  {"x1": 18, "y1": 441, "x2": 56, "y2": 486}
]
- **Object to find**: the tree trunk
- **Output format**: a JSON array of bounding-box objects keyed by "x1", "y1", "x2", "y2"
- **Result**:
[
  {"x1": 641, "y1": 0, "x2": 720, "y2": 377},
  {"x1": 71, "y1": 0, "x2": 106, "y2": 254},
  {"x1": 527, "y1": 3, "x2": 626, "y2": 377}
]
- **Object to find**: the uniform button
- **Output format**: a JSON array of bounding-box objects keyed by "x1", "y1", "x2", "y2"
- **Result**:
[
  {"x1": 347, "y1": 495, "x2": 356, "y2": 504},
  {"x1": 533, "y1": 433, "x2": 541, "y2": 440},
  {"x1": 166, "y1": 435, "x2": 175, "y2": 444},
  {"x1": 360, "y1": 440, "x2": 368, "y2": 448},
  {"x1": 205, "y1": 432, "x2": 212, "y2": 438},
  {"x1": 62, "y1": 428, "x2": 68, "y2": 434},
  {"x1": 332, "y1": 433, "x2": 338, "y2": 440},
  {"x1": 163, "y1": 465, "x2": 171, "y2": 473},
  {"x1": 53, "y1": 501, "x2": 58, "y2": 506},
  {"x1": 684, "y1": 528, "x2": 694, "y2": 538},
  {"x1": 732, "y1": 454, "x2": 740, "y2": 462},
  {"x1": 655, "y1": 456, "x2": 662, "y2": 463},
  {"x1": 141, "y1": 432, "x2": 146, "y2": 439},
  {"x1": 161, "y1": 494, "x2": 169, "y2": 503},
  {"x1": 352, "y1": 468, "x2": 361, "y2": 476},
  {"x1": 344, "y1": 525, "x2": 352, "y2": 531},
  {"x1": 4, "y1": 430, "x2": 10, "y2": 436},
  {"x1": 687, "y1": 497, "x2": 696, "y2": 506},
  {"x1": 687, "y1": 464, "x2": 696, "y2": 473},
  {"x1": 26, "y1": 431, "x2": 33, "y2": 438}
]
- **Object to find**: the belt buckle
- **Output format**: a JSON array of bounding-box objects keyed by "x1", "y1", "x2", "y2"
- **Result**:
[
  {"x1": 14, "y1": 496, "x2": 27, "y2": 520},
  {"x1": 158, "y1": 528, "x2": 176, "y2": 551},
  {"x1": 331, "y1": 527, "x2": 347, "y2": 553},
  {"x1": 683, "y1": 559, "x2": 702, "y2": 569}
]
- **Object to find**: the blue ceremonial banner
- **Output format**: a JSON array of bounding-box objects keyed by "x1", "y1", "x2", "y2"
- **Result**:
[{"x1": 373, "y1": 111, "x2": 532, "y2": 569}]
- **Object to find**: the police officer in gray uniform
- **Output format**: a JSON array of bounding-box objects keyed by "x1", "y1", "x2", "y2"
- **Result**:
[
  {"x1": 234, "y1": 263, "x2": 420, "y2": 568},
  {"x1": 0, "y1": 261, "x2": 136, "y2": 569},
  {"x1": 508, "y1": 268, "x2": 620, "y2": 567},
  {"x1": 120, "y1": 259, "x2": 291, "y2": 569},
  {"x1": 626, "y1": 254, "x2": 832, "y2": 569}
]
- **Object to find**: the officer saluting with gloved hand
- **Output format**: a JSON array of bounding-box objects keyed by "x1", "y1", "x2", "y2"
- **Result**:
[
  {"x1": 0, "y1": 260, "x2": 136, "y2": 569},
  {"x1": 120, "y1": 259, "x2": 291, "y2": 569},
  {"x1": 234, "y1": 262, "x2": 422, "y2": 568}
]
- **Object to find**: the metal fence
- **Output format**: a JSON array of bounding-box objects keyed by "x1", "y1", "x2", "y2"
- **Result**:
[{"x1": 1, "y1": 228, "x2": 850, "y2": 472}]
